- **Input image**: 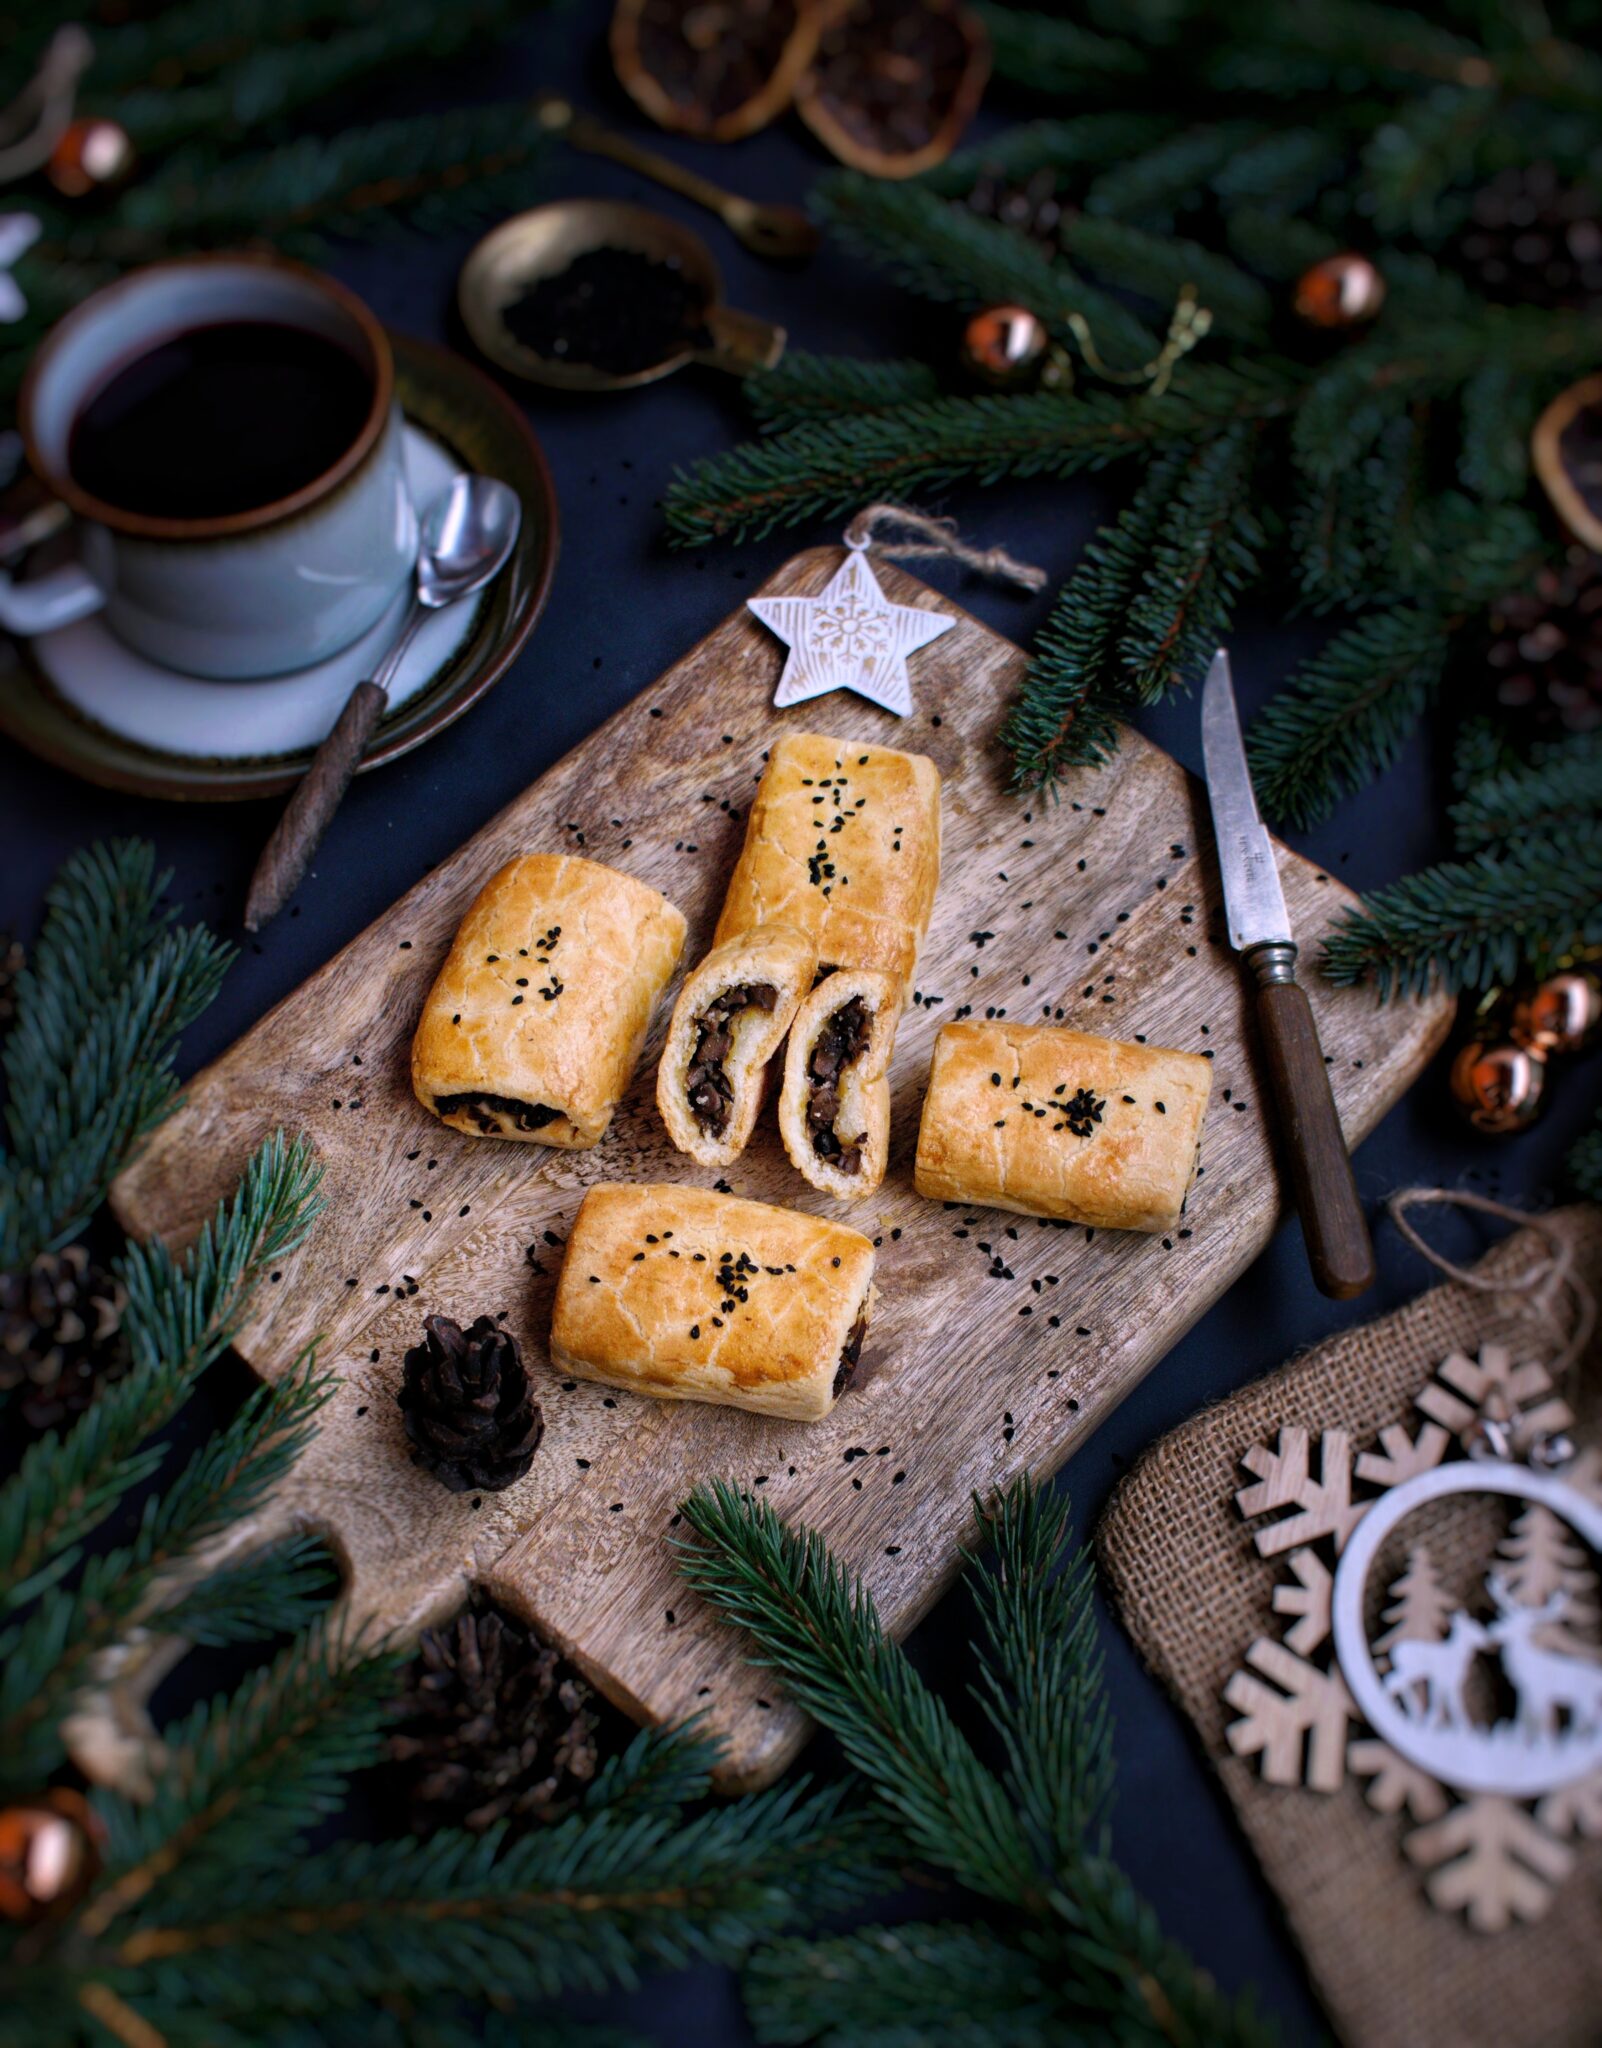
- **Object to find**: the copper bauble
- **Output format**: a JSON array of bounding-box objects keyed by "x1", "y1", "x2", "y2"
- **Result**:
[
  {"x1": 46, "y1": 117, "x2": 135, "y2": 199},
  {"x1": 1292, "y1": 252, "x2": 1387, "y2": 330},
  {"x1": 1448, "y1": 1038, "x2": 1547, "y2": 1134},
  {"x1": 1510, "y1": 969, "x2": 1602, "y2": 1055},
  {"x1": 0, "y1": 1790, "x2": 104, "y2": 1922},
  {"x1": 961, "y1": 303, "x2": 1049, "y2": 386}
]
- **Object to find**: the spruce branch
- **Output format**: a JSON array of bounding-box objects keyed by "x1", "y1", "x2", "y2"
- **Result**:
[
  {"x1": 1320, "y1": 829, "x2": 1602, "y2": 998},
  {"x1": 680, "y1": 1479, "x2": 1277, "y2": 2048},
  {"x1": 747, "y1": 354, "x2": 943, "y2": 434},
  {"x1": 583, "y1": 1721, "x2": 724, "y2": 1818},
  {"x1": 964, "y1": 1477, "x2": 1114, "y2": 1865},
  {"x1": 98, "y1": 1778, "x2": 874, "y2": 2015},
  {"x1": 0, "y1": 1357, "x2": 335, "y2": 1785},
  {"x1": 1458, "y1": 362, "x2": 1537, "y2": 504},
  {"x1": 976, "y1": 3, "x2": 1150, "y2": 90},
  {"x1": 677, "y1": 1480, "x2": 1040, "y2": 1909},
  {"x1": 101, "y1": 102, "x2": 553, "y2": 257},
  {"x1": 84, "y1": 1623, "x2": 400, "y2": 1937},
  {"x1": 1448, "y1": 744, "x2": 1602, "y2": 850},
  {"x1": 1247, "y1": 607, "x2": 1451, "y2": 830},
  {"x1": 0, "y1": 1129, "x2": 324, "y2": 1612},
  {"x1": 1119, "y1": 421, "x2": 1266, "y2": 698},
  {"x1": 666, "y1": 364, "x2": 1298, "y2": 547},
  {"x1": 918, "y1": 114, "x2": 1177, "y2": 198},
  {"x1": 811, "y1": 173, "x2": 1158, "y2": 372},
  {"x1": 101, "y1": 0, "x2": 526, "y2": 155},
  {"x1": 0, "y1": 839, "x2": 231, "y2": 1267},
  {"x1": 1001, "y1": 449, "x2": 1189, "y2": 787},
  {"x1": 1063, "y1": 213, "x2": 1274, "y2": 341},
  {"x1": 1083, "y1": 121, "x2": 1265, "y2": 227},
  {"x1": 745, "y1": 1922, "x2": 1056, "y2": 2046}
]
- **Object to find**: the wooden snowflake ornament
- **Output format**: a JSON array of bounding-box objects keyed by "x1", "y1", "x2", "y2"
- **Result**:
[{"x1": 1225, "y1": 1346, "x2": 1602, "y2": 1933}]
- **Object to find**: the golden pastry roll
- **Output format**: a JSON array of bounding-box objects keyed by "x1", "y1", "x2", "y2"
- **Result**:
[
  {"x1": 778, "y1": 967, "x2": 901, "y2": 1201},
  {"x1": 713, "y1": 732, "x2": 940, "y2": 997},
  {"x1": 914, "y1": 1021, "x2": 1210, "y2": 1232},
  {"x1": 657, "y1": 924, "x2": 815, "y2": 1167},
  {"x1": 412, "y1": 853, "x2": 686, "y2": 1148},
  {"x1": 550, "y1": 1183, "x2": 875, "y2": 1421}
]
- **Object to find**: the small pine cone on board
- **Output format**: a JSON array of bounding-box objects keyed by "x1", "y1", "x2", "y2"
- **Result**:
[
  {"x1": 389, "y1": 1599, "x2": 600, "y2": 1833},
  {"x1": 0, "y1": 1244, "x2": 128, "y2": 1432},
  {"x1": 397, "y1": 1312, "x2": 543, "y2": 1493}
]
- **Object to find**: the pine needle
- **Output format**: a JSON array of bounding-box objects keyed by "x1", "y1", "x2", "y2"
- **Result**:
[{"x1": 1320, "y1": 829, "x2": 1602, "y2": 998}]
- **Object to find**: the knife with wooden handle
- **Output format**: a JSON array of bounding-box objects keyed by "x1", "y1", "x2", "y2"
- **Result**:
[{"x1": 1201, "y1": 648, "x2": 1375, "y2": 1300}]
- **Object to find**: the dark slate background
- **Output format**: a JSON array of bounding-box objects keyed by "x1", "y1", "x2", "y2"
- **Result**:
[{"x1": 3, "y1": 9, "x2": 1598, "y2": 2041}]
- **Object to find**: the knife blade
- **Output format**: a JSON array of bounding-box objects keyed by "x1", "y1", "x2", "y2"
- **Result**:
[
  {"x1": 1199, "y1": 648, "x2": 1374, "y2": 1300},
  {"x1": 1201, "y1": 649, "x2": 1292, "y2": 951}
]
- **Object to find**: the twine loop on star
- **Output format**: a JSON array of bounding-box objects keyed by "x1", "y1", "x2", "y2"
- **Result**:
[{"x1": 842, "y1": 503, "x2": 1046, "y2": 594}]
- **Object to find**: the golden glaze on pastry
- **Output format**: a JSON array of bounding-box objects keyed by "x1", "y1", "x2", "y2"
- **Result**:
[
  {"x1": 713, "y1": 732, "x2": 940, "y2": 997},
  {"x1": 657, "y1": 924, "x2": 815, "y2": 1167},
  {"x1": 412, "y1": 854, "x2": 685, "y2": 1148},
  {"x1": 913, "y1": 1021, "x2": 1210, "y2": 1232},
  {"x1": 778, "y1": 967, "x2": 900, "y2": 1201},
  {"x1": 550, "y1": 1183, "x2": 875, "y2": 1421}
]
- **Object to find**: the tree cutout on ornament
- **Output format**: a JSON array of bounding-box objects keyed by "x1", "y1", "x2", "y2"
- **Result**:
[
  {"x1": 1376, "y1": 1544, "x2": 1453, "y2": 1656},
  {"x1": 1225, "y1": 1344, "x2": 1602, "y2": 1930},
  {"x1": 1494, "y1": 1505, "x2": 1602, "y2": 1659}
]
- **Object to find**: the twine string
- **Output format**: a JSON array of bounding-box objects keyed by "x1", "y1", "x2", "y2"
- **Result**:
[
  {"x1": 1387, "y1": 1187, "x2": 1597, "y2": 1400},
  {"x1": 843, "y1": 503, "x2": 1046, "y2": 593}
]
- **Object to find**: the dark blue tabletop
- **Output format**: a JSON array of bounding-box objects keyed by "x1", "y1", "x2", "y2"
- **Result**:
[{"x1": 2, "y1": 10, "x2": 1597, "y2": 2042}]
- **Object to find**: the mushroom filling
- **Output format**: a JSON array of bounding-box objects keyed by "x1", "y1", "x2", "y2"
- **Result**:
[
  {"x1": 832, "y1": 1307, "x2": 869, "y2": 1398},
  {"x1": 806, "y1": 995, "x2": 873, "y2": 1175},
  {"x1": 685, "y1": 982, "x2": 778, "y2": 1137},
  {"x1": 434, "y1": 1091, "x2": 562, "y2": 1136}
]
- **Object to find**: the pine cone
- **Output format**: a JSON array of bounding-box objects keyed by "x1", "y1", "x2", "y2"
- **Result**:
[
  {"x1": 0, "y1": 1245, "x2": 128, "y2": 1432},
  {"x1": 1481, "y1": 548, "x2": 1602, "y2": 743},
  {"x1": 965, "y1": 163, "x2": 1070, "y2": 250},
  {"x1": 397, "y1": 1313, "x2": 542, "y2": 1493},
  {"x1": 389, "y1": 1599, "x2": 600, "y2": 1832},
  {"x1": 1456, "y1": 162, "x2": 1602, "y2": 309}
]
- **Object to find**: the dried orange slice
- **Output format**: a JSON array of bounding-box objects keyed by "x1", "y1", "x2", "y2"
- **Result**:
[
  {"x1": 796, "y1": 0, "x2": 989, "y2": 179},
  {"x1": 611, "y1": 0, "x2": 823, "y2": 142}
]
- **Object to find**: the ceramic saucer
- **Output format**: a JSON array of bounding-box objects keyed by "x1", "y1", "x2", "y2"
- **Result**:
[{"x1": 0, "y1": 335, "x2": 557, "y2": 801}]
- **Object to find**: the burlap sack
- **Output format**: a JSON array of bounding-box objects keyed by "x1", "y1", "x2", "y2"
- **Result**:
[{"x1": 1096, "y1": 1204, "x2": 1602, "y2": 2048}]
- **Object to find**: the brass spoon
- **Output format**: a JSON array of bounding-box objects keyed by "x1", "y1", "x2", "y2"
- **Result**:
[{"x1": 534, "y1": 94, "x2": 819, "y2": 263}]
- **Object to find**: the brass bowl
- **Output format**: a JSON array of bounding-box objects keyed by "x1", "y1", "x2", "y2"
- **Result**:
[{"x1": 458, "y1": 198, "x2": 785, "y2": 392}]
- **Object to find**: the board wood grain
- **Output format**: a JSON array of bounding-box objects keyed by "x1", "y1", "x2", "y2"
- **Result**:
[{"x1": 111, "y1": 548, "x2": 1454, "y2": 1791}]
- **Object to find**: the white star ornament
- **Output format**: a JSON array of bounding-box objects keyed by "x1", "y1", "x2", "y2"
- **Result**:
[{"x1": 747, "y1": 544, "x2": 955, "y2": 716}]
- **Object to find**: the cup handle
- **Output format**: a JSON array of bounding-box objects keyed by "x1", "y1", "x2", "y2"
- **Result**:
[
  {"x1": 0, "y1": 560, "x2": 105, "y2": 636},
  {"x1": 691, "y1": 304, "x2": 787, "y2": 378}
]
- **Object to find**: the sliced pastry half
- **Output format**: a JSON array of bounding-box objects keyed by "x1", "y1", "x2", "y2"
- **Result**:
[
  {"x1": 657, "y1": 924, "x2": 815, "y2": 1166},
  {"x1": 779, "y1": 967, "x2": 901, "y2": 1200}
]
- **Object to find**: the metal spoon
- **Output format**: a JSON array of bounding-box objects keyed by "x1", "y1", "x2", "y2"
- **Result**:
[
  {"x1": 244, "y1": 473, "x2": 521, "y2": 932},
  {"x1": 534, "y1": 95, "x2": 820, "y2": 263}
]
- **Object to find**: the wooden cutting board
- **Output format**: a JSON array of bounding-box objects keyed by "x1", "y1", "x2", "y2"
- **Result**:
[{"x1": 112, "y1": 548, "x2": 1453, "y2": 1791}]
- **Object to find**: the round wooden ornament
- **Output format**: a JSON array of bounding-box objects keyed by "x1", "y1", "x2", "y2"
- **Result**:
[{"x1": 1331, "y1": 1456, "x2": 1602, "y2": 1799}]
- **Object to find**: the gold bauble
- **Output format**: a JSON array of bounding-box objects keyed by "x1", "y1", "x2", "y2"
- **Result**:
[
  {"x1": 1448, "y1": 1038, "x2": 1547, "y2": 1134},
  {"x1": 1292, "y1": 252, "x2": 1387, "y2": 330},
  {"x1": 1510, "y1": 970, "x2": 1602, "y2": 1056}
]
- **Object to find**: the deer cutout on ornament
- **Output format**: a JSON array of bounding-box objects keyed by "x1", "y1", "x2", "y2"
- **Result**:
[
  {"x1": 1485, "y1": 1574, "x2": 1602, "y2": 1741},
  {"x1": 1382, "y1": 1611, "x2": 1489, "y2": 1731}
]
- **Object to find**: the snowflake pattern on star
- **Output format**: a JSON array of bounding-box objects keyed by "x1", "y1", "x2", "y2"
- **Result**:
[{"x1": 747, "y1": 544, "x2": 955, "y2": 717}]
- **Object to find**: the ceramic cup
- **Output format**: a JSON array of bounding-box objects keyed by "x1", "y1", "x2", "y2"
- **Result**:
[{"x1": 8, "y1": 254, "x2": 416, "y2": 679}]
